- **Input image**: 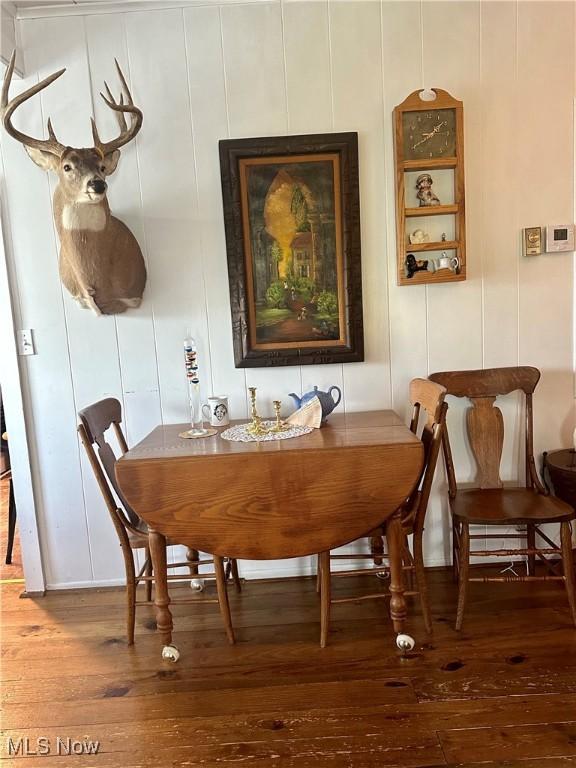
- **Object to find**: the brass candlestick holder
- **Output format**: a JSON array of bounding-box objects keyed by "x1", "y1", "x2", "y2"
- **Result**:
[
  {"x1": 247, "y1": 387, "x2": 269, "y2": 437},
  {"x1": 270, "y1": 400, "x2": 288, "y2": 433}
]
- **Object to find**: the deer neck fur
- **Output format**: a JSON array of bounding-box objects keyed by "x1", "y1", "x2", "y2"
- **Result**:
[{"x1": 53, "y1": 185, "x2": 111, "y2": 237}]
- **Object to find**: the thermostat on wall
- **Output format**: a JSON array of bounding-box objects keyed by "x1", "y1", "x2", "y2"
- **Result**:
[{"x1": 545, "y1": 224, "x2": 575, "y2": 253}]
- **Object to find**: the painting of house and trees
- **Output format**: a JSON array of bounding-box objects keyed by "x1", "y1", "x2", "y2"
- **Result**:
[{"x1": 239, "y1": 154, "x2": 345, "y2": 349}]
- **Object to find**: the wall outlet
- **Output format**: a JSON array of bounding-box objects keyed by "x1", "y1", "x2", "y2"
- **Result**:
[{"x1": 18, "y1": 329, "x2": 35, "y2": 356}]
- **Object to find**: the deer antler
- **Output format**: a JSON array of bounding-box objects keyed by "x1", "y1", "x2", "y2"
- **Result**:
[
  {"x1": 91, "y1": 60, "x2": 142, "y2": 156},
  {"x1": 1, "y1": 51, "x2": 66, "y2": 157}
]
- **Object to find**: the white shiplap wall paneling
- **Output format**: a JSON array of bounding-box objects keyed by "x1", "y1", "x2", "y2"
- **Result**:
[
  {"x1": 2, "y1": 0, "x2": 574, "y2": 586},
  {"x1": 184, "y1": 4, "x2": 248, "y2": 422},
  {"x1": 479, "y1": 1, "x2": 522, "y2": 527},
  {"x1": 419, "y1": 0, "x2": 485, "y2": 563},
  {"x1": 26, "y1": 15, "x2": 129, "y2": 583},
  {"x1": 481, "y1": 0, "x2": 518, "y2": 370},
  {"x1": 221, "y1": 2, "x2": 302, "y2": 416},
  {"x1": 382, "y1": 0, "x2": 428, "y2": 421},
  {"x1": 330, "y1": 0, "x2": 391, "y2": 414},
  {"x1": 2, "y1": 20, "x2": 93, "y2": 586},
  {"x1": 518, "y1": 1, "x2": 574, "y2": 457},
  {"x1": 220, "y1": 2, "x2": 309, "y2": 575},
  {"x1": 85, "y1": 12, "x2": 162, "y2": 448},
  {"x1": 422, "y1": 0, "x2": 483, "y2": 375},
  {"x1": 282, "y1": 0, "x2": 345, "y2": 406},
  {"x1": 125, "y1": 9, "x2": 212, "y2": 426}
]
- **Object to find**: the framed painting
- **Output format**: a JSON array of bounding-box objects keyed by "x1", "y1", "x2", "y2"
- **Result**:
[{"x1": 219, "y1": 132, "x2": 363, "y2": 368}]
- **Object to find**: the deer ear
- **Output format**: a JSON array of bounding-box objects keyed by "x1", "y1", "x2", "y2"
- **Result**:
[
  {"x1": 24, "y1": 146, "x2": 60, "y2": 171},
  {"x1": 102, "y1": 150, "x2": 120, "y2": 175}
]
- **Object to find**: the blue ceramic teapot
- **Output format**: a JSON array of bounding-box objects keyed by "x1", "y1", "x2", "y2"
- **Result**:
[{"x1": 289, "y1": 385, "x2": 342, "y2": 422}]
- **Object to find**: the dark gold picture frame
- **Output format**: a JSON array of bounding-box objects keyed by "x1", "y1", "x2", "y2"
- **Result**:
[{"x1": 219, "y1": 133, "x2": 363, "y2": 368}]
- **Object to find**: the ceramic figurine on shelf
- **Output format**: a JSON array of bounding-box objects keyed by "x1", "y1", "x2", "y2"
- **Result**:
[
  {"x1": 405, "y1": 253, "x2": 429, "y2": 279},
  {"x1": 415, "y1": 173, "x2": 440, "y2": 207},
  {"x1": 409, "y1": 228, "x2": 430, "y2": 245},
  {"x1": 289, "y1": 385, "x2": 342, "y2": 422}
]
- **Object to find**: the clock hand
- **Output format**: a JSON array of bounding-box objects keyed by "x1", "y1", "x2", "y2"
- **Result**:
[
  {"x1": 412, "y1": 132, "x2": 434, "y2": 149},
  {"x1": 412, "y1": 120, "x2": 448, "y2": 149}
]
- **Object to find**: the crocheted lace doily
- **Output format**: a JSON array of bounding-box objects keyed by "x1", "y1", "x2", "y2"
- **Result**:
[{"x1": 220, "y1": 421, "x2": 313, "y2": 442}]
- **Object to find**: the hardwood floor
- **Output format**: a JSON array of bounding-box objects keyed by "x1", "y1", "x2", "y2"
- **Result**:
[{"x1": 1, "y1": 566, "x2": 576, "y2": 766}]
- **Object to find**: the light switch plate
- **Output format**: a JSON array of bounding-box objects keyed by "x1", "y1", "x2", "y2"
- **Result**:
[{"x1": 18, "y1": 329, "x2": 35, "y2": 356}]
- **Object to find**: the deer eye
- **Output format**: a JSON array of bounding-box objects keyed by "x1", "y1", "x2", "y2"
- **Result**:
[
  {"x1": 100, "y1": 165, "x2": 106, "y2": 172},
  {"x1": 63, "y1": 164, "x2": 72, "y2": 172}
]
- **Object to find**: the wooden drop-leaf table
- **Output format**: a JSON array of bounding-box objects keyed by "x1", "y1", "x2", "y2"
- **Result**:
[{"x1": 115, "y1": 411, "x2": 424, "y2": 655}]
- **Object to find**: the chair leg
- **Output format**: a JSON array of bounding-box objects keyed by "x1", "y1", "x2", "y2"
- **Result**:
[
  {"x1": 144, "y1": 546, "x2": 152, "y2": 603},
  {"x1": 455, "y1": 520, "x2": 470, "y2": 631},
  {"x1": 230, "y1": 559, "x2": 242, "y2": 593},
  {"x1": 319, "y1": 550, "x2": 331, "y2": 648},
  {"x1": 5, "y1": 478, "x2": 16, "y2": 565},
  {"x1": 560, "y1": 521, "x2": 576, "y2": 627},
  {"x1": 403, "y1": 536, "x2": 415, "y2": 591},
  {"x1": 122, "y1": 544, "x2": 137, "y2": 645},
  {"x1": 452, "y1": 517, "x2": 460, "y2": 584},
  {"x1": 187, "y1": 547, "x2": 199, "y2": 576},
  {"x1": 371, "y1": 532, "x2": 384, "y2": 566},
  {"x1": 527, "y1": 524, "x2": 536, "y2": 576},
  {"x1": 413, "y1": 531, "x2": 432, "y2": 635},
  {"x1": 214, "y1": 555, "x2": 235, "y2": 645}
]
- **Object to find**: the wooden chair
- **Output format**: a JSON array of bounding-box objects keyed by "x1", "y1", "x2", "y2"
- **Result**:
[
  {"x1": 318, "y1": 378, "x2": 447, "y2": 646},
  {"x1": 1, "y1": 465, "x2": 16, "y2": 566},
  {"x1": 78, "y1": 398, "x2": 241, "y2": 647},
  {"x1": 429, "y1": 366, "x2": 576, "y2": 630}
]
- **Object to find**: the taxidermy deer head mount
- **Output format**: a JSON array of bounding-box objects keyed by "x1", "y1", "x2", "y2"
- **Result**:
[{"x1": 1, "y1": 51, "x2": 146, "y2": 315}]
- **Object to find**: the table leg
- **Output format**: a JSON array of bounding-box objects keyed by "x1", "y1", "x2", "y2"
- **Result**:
[
  {"x1": 148, "y1": 530, "x2": 175, "y2": 657},
  {"x1": 387, "y1": 510, "x2": 407, "y2": 634},
  {"x1": 319, "y1": 550, "x2": 331, "y2": 648}
]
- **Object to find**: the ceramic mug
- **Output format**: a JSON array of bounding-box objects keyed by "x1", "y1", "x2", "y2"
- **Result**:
[{"x1": 202, "y1": 396, "x2": 229, "y2": 427}]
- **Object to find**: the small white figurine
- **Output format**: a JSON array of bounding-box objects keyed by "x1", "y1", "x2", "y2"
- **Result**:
[
  {"x1": 415, "y1": 173, "x2": 440, "y2": 207},
  {"x1": 409, "y1": 229, "x2": 430, "y2": 245}
]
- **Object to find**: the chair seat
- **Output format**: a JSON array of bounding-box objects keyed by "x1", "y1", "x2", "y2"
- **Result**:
[
  {"x1": 127, "y1": 518, "x2": 149, "y2": 548},
  {"x1": 451, "y1": 487, "x2": 575, "y2": 525}
]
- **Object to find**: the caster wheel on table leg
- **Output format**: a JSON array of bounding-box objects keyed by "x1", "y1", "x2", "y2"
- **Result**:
[
  {"x1": 190, "y1": 579, "x2": 204, "y2": 592},
  {"x1": 162, "y1": 645, "x2": 180, "y2": 662},
  {"x1": 376, "y1": 569, "x2": 390, "y2": 581},
  {"x1": 396, "y1": 633, "x2": 415, "y2": 652}
]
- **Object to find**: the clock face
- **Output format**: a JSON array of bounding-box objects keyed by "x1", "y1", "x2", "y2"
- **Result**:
[{"x1": 402, "y1": 108, "x2": 456, "y2": 160}]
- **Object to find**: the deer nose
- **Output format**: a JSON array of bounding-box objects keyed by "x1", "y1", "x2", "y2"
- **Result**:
[{"x1": 87, "y1": 178, "x2": 107, "y2": 195}]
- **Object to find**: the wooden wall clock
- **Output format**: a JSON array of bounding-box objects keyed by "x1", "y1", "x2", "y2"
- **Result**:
[{"x1": 393, "y1": 88, "x2": 466, "y2": 286}]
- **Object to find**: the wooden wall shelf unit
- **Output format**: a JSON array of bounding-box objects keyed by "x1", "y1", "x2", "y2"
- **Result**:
[{"x1": 394, "y1": 88, "x2": 466, "y2": 286}]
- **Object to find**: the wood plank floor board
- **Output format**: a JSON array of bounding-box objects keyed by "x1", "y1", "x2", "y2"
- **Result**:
[
  {"x1": 0, "y1": 739, "x2": 448, "y2": 768},
  {"x1": 2, "y1": 570, "x2": 576, "y2": 766},
  {"x1": 413, "y1": 661, "x2": 576, "y2": 701},
  {"x1": 447, "y1": 760, "x2": 576, "y2": 767},
  {"x1": 439, "y1": 722, "x2": 576, "y2": 763}
]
